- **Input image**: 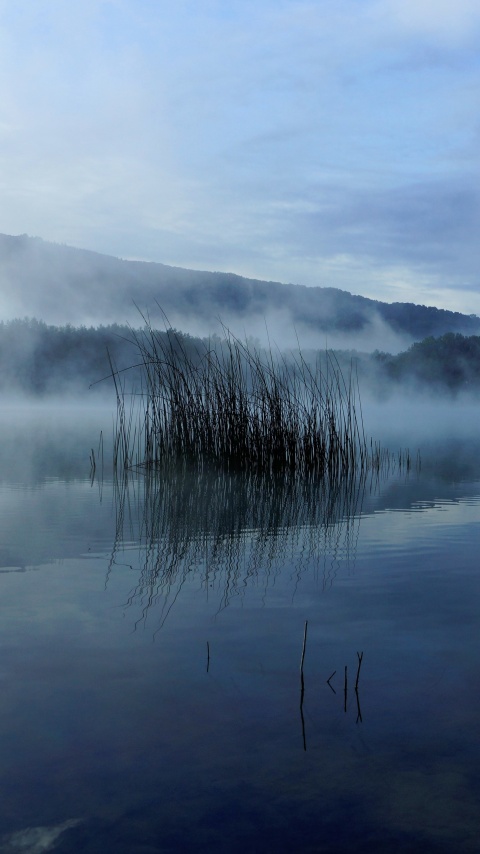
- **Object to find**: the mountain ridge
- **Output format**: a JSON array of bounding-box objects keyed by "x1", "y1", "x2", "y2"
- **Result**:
[{"x1": 0, "y1": 232, "x2": 478, "y2": 348}]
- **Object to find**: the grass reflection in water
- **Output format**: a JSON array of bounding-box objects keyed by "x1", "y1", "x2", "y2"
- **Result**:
[{"x1": 108, "y1": 465, "x2": 374, "y2": 630}]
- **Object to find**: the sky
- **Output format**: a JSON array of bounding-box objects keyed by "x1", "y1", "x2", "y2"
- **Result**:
[{"x1": 1, "y1": 0, "x2": 480, "y2": 314}]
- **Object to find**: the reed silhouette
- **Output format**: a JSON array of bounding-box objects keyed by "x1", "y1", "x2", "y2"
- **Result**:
[{"x1": 109, "y1": 319, "x2": 389, "y2": 476}]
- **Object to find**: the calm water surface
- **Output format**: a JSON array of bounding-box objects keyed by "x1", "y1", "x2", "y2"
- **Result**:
[{"x1": 0, "y1": 405, "x2": 479, "y2": 853}]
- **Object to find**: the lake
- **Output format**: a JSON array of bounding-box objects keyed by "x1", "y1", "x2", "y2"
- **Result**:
[{"x1": 0, "y1": 402, "x2": 479, "y2": 853}]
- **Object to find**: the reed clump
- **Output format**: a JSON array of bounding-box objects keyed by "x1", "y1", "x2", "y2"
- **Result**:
[{"x1": 112, "y1": 321, "x2": 373, "y2": 477}]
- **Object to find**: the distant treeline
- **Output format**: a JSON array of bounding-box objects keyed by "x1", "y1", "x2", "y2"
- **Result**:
[
  {"x1": 0, "y1": 318, "x2": 139, "y2": 395},
  {"x1": 0, "y1": 318, "x2": 223, "y2": 396},
  {"x1": 372, "y1": 333, "x2": 480, "y2": 393},
  {"x1": 0, "y1": 318, "x2": 480, "y2": 397}
]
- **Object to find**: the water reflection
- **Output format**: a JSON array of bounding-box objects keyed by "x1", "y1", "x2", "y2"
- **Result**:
[
  {"x1": 109, "y1": 465, "x2": 375, "y2": 628},
  {"x1": 0, "y1": 410, "x2": 480, "y2": 851}
]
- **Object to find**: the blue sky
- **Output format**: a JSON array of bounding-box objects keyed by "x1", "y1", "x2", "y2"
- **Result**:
[{"x1": 1, "y1": 0, "x2": 480, "y2": 312}]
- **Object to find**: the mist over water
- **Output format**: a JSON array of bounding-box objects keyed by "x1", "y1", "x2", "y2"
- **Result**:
[
  {"x1": 0, "y1": 400, "x2": 113, "y2": 484},
  {"x1": 361, "y1": 394, "x2": 480, "y2": 477}
]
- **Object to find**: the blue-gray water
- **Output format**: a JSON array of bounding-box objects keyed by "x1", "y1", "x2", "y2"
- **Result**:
[{"x1": 0, "y1": 404, "x2": 479, "y2": 853}]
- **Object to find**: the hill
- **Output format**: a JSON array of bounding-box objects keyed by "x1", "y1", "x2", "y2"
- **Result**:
[{"x1": 1, "y1": 233, "x2": 479, "y2": 349}]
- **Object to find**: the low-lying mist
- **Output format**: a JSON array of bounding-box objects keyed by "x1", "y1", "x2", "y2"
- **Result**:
[
  {"x1": 0, "y1": 314, "x2": 479, "y2": 482},
  {"x1": 2, "y1": 316, "x2": 480, "y2": 401},
  {"x1": 0, "y1": 400, "x2": 113, "y2": 485}
]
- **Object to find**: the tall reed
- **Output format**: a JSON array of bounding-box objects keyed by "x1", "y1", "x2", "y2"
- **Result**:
[{"x1": 112, "y1": 320, "x2": 373, "y2": 477}]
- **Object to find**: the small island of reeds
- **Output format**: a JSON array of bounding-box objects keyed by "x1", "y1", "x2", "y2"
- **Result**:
[{"x1": 110, "y1": 320, "x2": 402, "y2": 477}]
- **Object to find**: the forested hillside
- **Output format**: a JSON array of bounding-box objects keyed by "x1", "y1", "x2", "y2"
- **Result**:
[
  {"x1": 0, "y1": 319, "x2": 157, "y2": 395},
  {"x1": 1, "y1": 233, "x2": 479, "y2": 343},
  {"x1": 373, "y1": 333, "x2": 480, "y2": 393}
]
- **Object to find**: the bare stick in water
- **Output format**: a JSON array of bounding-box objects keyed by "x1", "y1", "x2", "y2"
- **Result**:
[
  {"x1": 326, "y1": 670, "x2": 336, "y2": 694},
  {"x1": 299, "y1": 621, "x2": 308, "y2": 751},
  {"x1": 300, "y1": 620, "x2": 308, "y2": 676},
  {"x1": 355, "y1": 687, "x2": 363, "y2": 724},
  {"x1": 299, "y1": 687, "x2": 307, "y2": 751},
  {"x1": 299, "y1": 621, "x2": 308, "y2": 750},
  {"x1": 355, "y1": 651, "x2": 363, "y2": 689}
]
